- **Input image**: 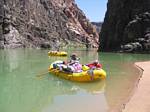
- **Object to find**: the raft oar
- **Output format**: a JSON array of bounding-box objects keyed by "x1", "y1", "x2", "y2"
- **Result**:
[{"x1": 36, "y1": 71, "x2": 49, "y2": 77}]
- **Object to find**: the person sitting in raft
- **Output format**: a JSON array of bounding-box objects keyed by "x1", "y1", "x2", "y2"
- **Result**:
[
  {"x1": 67, "y1": 53, "x2": 82, "y2": 73},
  {"x1": 68, "y1": 53, "x2": 80, "y2": 65},
  {"x1": 53, "y1": 61, "x2": 67, "y2": 70},
  {"x1": 49, "y1": 50, "x2": 57, "y2": 54},
  {"x1": 55, "y1": 61, "x2": 72, "y2": 72},
  {"x1": 85, "y1": 60, "x2": 102, "y2": 80},
  {"x1": 86, "y1": 60, "x2": 102, "y2": 69},
  {"x1": 72, "y1": 63, "x2": 82, "y2": 73},
  {"x1": 52, "y1": 60, "x2": 81, "y2": 73}
]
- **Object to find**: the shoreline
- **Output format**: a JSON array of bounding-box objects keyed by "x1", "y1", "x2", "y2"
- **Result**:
[{"x1": 122, "y1": 61, "x2": 150, "y2": 112}]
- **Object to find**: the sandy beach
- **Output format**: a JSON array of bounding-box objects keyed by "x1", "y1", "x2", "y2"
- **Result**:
[{"x1": 122, "y1": 61, "x2": 150, "y2": 112}]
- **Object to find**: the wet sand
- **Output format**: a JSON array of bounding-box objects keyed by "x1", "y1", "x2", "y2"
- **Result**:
[{"x1": 122, "y1": 61, "x2": 150, "y2": 112}]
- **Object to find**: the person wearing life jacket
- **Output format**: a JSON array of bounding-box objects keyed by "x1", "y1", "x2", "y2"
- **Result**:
[
  {"x1": 68, "y1": 53, "x2": 80, "y2": 65},
  {"x1": 67, "y1": 53, "x2": 82, "y2": 73},
  {"x1": 86, "y1": 60, "x2": 102, "y2": 69},
  {"x1": 86, "y1": 60, "x2": 102, "y2": 80},
  {"x1": 72, "y1": 63, "x2": 82, "y2": 73}
]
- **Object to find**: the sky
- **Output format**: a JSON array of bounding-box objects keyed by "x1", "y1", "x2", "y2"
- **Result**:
[{"x1": 75, "y1": 0, "x2": 107, "y2": 22}]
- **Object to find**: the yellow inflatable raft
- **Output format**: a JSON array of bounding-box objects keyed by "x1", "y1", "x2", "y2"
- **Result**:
[
  {"x1": 48, "y1": 51, "x2": 67, "y2": 56},
  {"x1": 48, "y1": 61, "x2": 106, "y2": 82}
]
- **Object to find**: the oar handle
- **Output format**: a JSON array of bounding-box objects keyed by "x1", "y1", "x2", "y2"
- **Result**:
[{"x1": 36, "y1": 71, "x2": 49, "y2": 77}]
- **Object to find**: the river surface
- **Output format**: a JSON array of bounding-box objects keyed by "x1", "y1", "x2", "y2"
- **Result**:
[{"x1": 0, "y1": 49, "x2": 150, "y2": 112}]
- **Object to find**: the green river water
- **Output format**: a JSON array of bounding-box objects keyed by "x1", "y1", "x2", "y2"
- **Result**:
[{"x1": 0, "y1": 49, "x2": 150, "y2": 112}]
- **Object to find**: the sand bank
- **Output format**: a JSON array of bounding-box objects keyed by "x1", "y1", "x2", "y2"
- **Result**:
[{"x1": 122, "y1": 61, "x2": 150, "y2": 112}]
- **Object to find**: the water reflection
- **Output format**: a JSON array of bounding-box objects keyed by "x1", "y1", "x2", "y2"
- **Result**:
[
  {"x1": 50, "y1": 77, "x2": 106, "y2": 94},
  {"x1": 0, "y1": 50, "x2": 20, "y2": 73},
  {"x1": 43, "y1": 93, "x2": 108, "y2": 112},
  {"x1": 0, "y1": 49, "x2": 150, "y2": 112},
  {"x1": 98, "y1": 52, "x2": 149, "y2": 111},
  {"x1": 41, "y1": 78, "x2": 107, "y2": 112}
]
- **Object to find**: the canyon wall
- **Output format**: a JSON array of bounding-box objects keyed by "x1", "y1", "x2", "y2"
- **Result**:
[
  {"x1": 0, "y1": 0, "x2": 98, "y2": 49},
  {"x1": 99, "y1": 0, "x2": 150, "y2": 52}
]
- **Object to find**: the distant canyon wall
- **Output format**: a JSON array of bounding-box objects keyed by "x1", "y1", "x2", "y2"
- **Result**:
[
  {"x1": 0, "y1": 0, "x2": 98, "y2": 49},
  {"x1": 91, "y1": 22, "x2": 102, "y2": 33},
  {"x1": 99, "y1": 0, "x2": 150, "y2": 52}
]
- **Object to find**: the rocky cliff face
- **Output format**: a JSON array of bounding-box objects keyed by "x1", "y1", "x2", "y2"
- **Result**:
[
  {"x1": 0, "y1": 0, "x2": 98, "y2": 49},
  {"x1": 99, "y1": 0, "x2": 150, "y2": 52},
  {"x1": 91, "y1": 22, "x2": 102, "y2": 33}
]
